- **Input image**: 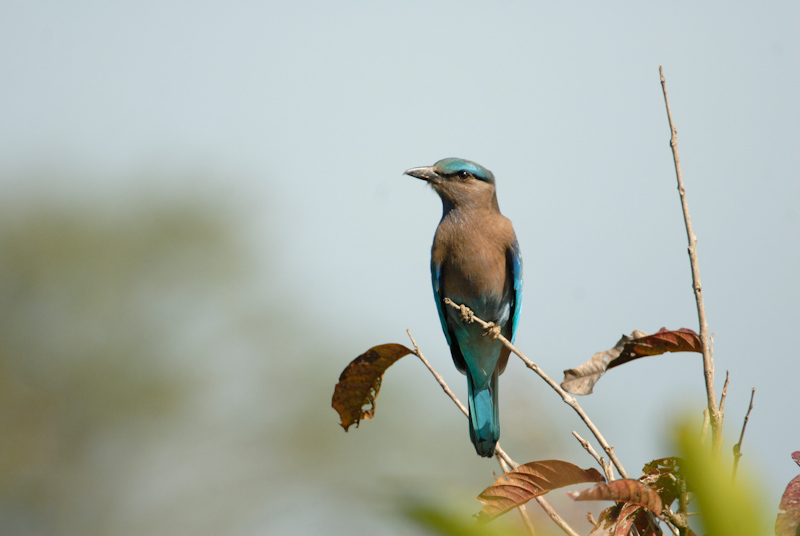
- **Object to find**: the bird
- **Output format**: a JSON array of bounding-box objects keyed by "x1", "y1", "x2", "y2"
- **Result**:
[{"x1": 405, "y1": 158, "x2": 522, "y2": 458}]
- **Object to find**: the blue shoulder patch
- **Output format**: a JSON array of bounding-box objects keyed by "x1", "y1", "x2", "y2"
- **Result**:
[{"x1": 433, "y1": 158, "x2": 495, "y2": 184}]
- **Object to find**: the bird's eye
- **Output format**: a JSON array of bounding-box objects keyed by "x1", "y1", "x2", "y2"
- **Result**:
[{"x1": 458, "y1": 170, "x2": 470, "y2": 180}]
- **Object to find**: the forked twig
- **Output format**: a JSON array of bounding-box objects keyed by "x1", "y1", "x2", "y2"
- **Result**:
[
  {"x1": 572, "y1": 431, "x2": 613, "y2": 482},
  {"x1": 659, "y1": 65, "x2": 722, "y2": 454}
]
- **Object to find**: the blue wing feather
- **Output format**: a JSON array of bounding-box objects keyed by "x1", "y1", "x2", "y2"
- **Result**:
[
  {"x1": 507, "y1": 239, "x2": 523, "y2": 343},
  {"x1": 431, "y1": 259, "x2": 467, "y2": 374},
  {"x1": 430, "y1": 260, "x2": 451, "y2": 346}
]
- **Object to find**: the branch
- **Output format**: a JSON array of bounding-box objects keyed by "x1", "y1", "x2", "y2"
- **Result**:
[
  {"x1": 572, "y1": 431, "x2": 614, "y2": 482},
  {"x1": 659, "y1": 65, "x2": 722, "y2": 455},
  {"x1": 718, "y1": 370, "x2": 730, "y2": 415},
  {"x1": 441, "y1": 299, "x2": 630, "y2": 480},
  {"x1": 405, "y1": 330, "x2": 579, "y2": 536},
  {"x1": 732, "y1": 388, "x2": 755, "y2": 480}
]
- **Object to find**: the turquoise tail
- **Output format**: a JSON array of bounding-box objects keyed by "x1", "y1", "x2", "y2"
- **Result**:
[{"x1": 466, "y1": 370, "x2": 499, "y2": 458}]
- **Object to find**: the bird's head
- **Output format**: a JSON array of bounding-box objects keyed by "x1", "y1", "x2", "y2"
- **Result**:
[{"x1": 404, "y1": 158, "x2": 499, "y2": 212}]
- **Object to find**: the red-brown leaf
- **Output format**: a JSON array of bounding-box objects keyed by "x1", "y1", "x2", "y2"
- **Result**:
[
  {"x1": 569, "y1": 479, "x2": 663, "y2": 516},
  {"x1": 613, "y1": 328, "x2": 701, "y2": 366},
  {"x1": 775, "y1": 451, "x2": 800, "y2": 536},
  {"x1": 613, "y1": 502, "x2": 643, "y2": 536},
  {"x1": 561, "y1": 328, "x2": 701, "y2": 395},
  {"x1": 476, "y1": 460, "x2": 605, "y2": 524},
  {"x1": 331, "y1": 343, "x2": 413, "y2": 431}
]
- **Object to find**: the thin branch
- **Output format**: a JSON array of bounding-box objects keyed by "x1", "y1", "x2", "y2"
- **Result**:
[
  {"x1": 531, "y1": 495, "x2": 579, "y2": 536},
  {"x1": 572, "y1": 431, "x2": 614, "y2": 482},
  {"x1": 732, "y1": 388, "x2": 756, "y2": 480},
  {"x1": 406, "y1": 330, "x2": 579, "y2": 536},
  {"x1": 718, "y1": 371, "x2": 730, "y2": 415},
  {"x1": 659, "y1": 65, "x2": 722, "y2": 455},
  {"x1": 441, "y1": 299, "x2": 630, "y2": 480},
  {"x1": 407, "y1": 329, "x2": 468, "y2": 416}
]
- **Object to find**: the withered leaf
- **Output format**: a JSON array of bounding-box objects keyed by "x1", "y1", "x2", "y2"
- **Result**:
[
  {"x1": 613, "y1": 502, "x2": 644, "y2": 536},
  {"x1": 331, "y1": 343, "x2": 413, "y2": 431},
  {"x1": 588, "y1": 504, "x2": 622, "y2": 536},
  {"x1": 640, "y1": 457, "x2": 683, "y2": 508},
  {"x1": 588, "y1": 504, "x2": 665, "y2": 536},
  {"x1": 775, "y1": 451, "x2": 800, "y2": 536},
  {"x1": 569, "y1": 479, "x2": 663, "y2": 516},
  {"x1": 476, "y1": 460, "x2": 605, "y2": 524},
  {"x1": 561, "y1": 328, "x2": 701, "y2": 395}
]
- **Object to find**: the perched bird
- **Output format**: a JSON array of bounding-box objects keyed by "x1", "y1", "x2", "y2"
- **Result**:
[{"x1": 405, "y1": 158, "x2": 522, "y2": 458}]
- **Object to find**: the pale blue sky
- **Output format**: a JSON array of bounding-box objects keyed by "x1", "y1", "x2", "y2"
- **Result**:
[{"x1": 2, "y1": 2, "x2": 799, "y2": 534}]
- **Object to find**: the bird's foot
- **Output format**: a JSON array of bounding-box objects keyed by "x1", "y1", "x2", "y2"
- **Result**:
[
  {"x1": 483, "y1": 322, "x2": 502, "y2": 340},
  {"x1": 459, "y1": 304, "x2": 474, "y2": 323}
]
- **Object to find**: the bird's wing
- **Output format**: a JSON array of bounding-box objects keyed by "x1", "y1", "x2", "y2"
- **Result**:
[
  {"x1": 506, "y1": 238, "x2": 523, "y2": 343},
  {"x1": 431, "y1": 259, "x2": 467, "y2": 374}
]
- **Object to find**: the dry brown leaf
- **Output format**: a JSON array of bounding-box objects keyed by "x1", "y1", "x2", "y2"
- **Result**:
[
  {"x1": 331, "y1": 343, "x2": 413, "y2": 431},
  {"x1": 562, "y1": 328, "x2": 701, "y2": 395},
  {"x1": 476, "y1": 460, "x2": 605, "y2": 524},
  {"x1": 569, "y1": 479, "x2": 663, "y2": 516},
  {"x1": 588, "y1": 499, "x2": 664, "y2": 535}
]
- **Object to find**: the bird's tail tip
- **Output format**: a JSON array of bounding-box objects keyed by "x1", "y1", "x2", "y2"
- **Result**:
[
  {"x1": 470, "y1": 433, "x2": 498, "y2": 458},
  {"x1": 467, "y1": 375, "x2": 500, "y2": 458}
]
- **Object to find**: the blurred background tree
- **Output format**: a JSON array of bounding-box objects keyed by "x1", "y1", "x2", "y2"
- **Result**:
[
  {"x1": 0, "y1": 168, "x2": 557, "y2": 536},
  {"x1": 0, "y1": 171, "x2": 256, "y2": 534}
]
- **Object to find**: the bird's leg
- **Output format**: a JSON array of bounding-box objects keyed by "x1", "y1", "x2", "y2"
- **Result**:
[
  {"x1": 483, "y1": 322, "x2": 502, "y2": 340},
  {"x1": 459, "y1": 304, "x2": 474, "y2": 324}
]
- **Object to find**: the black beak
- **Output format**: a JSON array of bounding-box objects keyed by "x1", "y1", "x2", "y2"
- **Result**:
[{"x1": 404, "y1": 166, "x2": 439, "y2": 182}]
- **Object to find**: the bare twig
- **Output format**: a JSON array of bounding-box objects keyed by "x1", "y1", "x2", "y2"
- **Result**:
[
  {"x1": 732, "y1": 388, "x2": 756, "y2": 480},
  {"x1": 406, "y1": 330, "x2": 579, "y2": 536},
  {"x1": 719, "y1": 371, "x2": 730, "y2": 415},
  {"x1": 659, "y1": 65, "x2": 722, "y2": 455},
  {"x1": 572, "y1": 431, "x2": 614, "y2": 482},
  {"x1": 441, "y1": 299, "x2": 630, "y2": 480},
  {"x1": 530, "y1": 497, "x2": 578, "y2": 536},
  {"x1": 407, "y1": 330, "x2": 468, "y2": 416}
]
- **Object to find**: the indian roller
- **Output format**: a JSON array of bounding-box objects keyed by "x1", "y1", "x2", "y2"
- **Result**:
[{"x1": 405, "y1": 158, "x2": 522, "y2": 458}]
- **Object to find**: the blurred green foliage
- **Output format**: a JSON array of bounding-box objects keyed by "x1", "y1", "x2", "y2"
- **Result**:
[{"x1": 676, "y1": 418, "x2": 770, "y2": 536}]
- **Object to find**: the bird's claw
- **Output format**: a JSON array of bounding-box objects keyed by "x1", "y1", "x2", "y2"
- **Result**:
[
  {"x1": 483, "y1": 322, "x2": 502, "y2": 340},
  {"x1": 459, "y1": 304, "x2": 474, "y2": 323}
]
